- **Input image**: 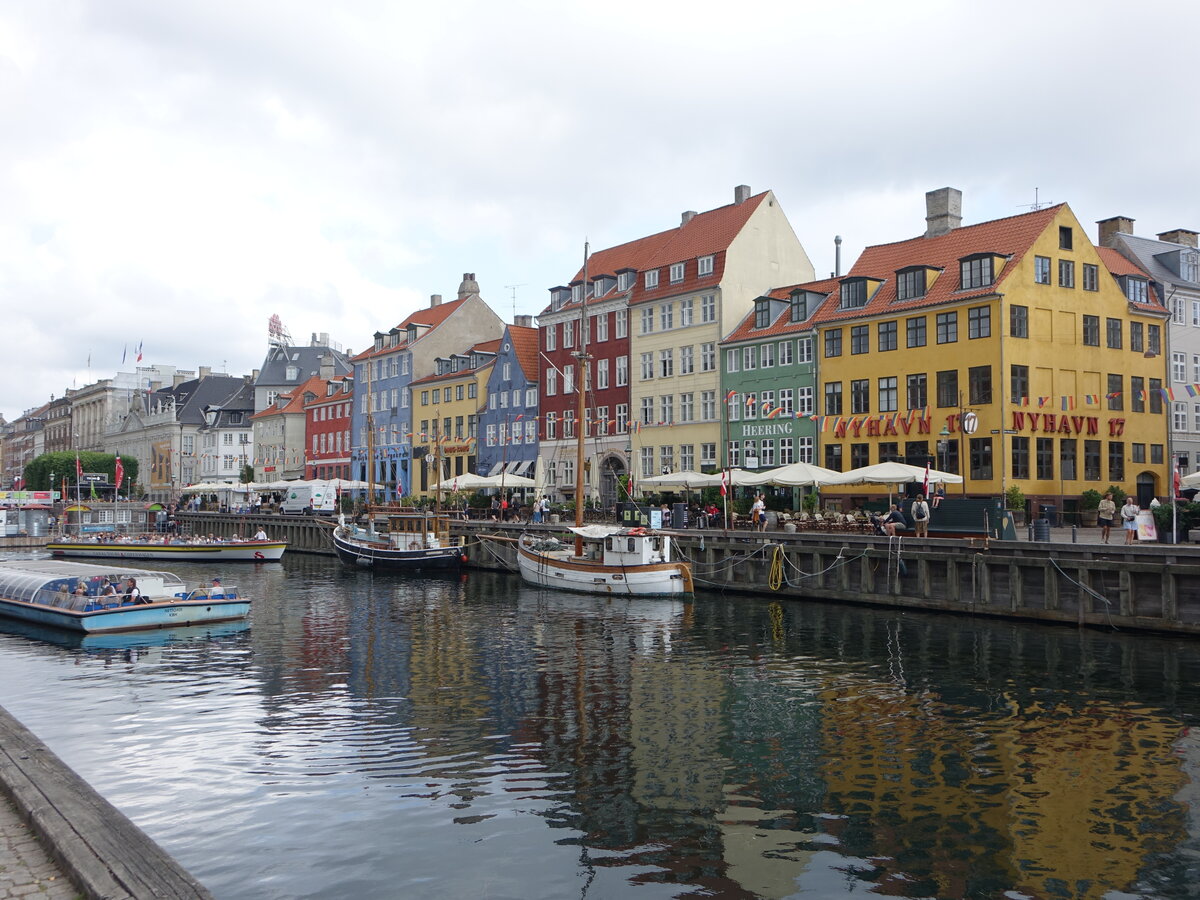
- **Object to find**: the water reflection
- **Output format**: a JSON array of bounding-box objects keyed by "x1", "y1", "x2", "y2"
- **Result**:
[{"x1": 0, "y1": 555, "x2": 1198, "y2": 898}]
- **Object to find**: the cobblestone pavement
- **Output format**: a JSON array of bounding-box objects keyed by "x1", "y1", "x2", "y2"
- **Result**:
[{"x1": 0, "y1": 794, "x2": 76, "y2": 899}]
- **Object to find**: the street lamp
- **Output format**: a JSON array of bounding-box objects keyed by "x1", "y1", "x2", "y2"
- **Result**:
[{"x1": 937, "y1": 427, "x2": 950, "y2": 473}]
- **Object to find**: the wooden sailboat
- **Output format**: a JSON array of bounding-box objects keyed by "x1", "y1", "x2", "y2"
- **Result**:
[
  {"x1": 331, "y1": 354, "x2": 464, "y2": 571},
  {"x1": 516, "y1": 245, "x2": 694, "y2": 597}
]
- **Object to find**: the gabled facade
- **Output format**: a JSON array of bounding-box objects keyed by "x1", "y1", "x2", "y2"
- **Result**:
[
  {"x1": 305, "y1": 375, "x2": 354, "y2": 481},
  {"x1": 197, "y1": 378, "x2": 255, "y2": 482},
  {"x1": 627, "y1": 185, "x2": 814, "y2": 485},
  {"x1": 252, "y1": 375, "x2": 327, "y2": 483},
  {"x1": 477, "y1": 320, "x2": 540, "y2": 482},
  {"x1": 253, "y1": 335, "x2": 350, "y2": 412},
  {"x1": 408, "y1": 340, "x2": 497, "y2": 499},
  {"x1": 1099, "y1": 219, "x2": 1200, "y2": 475},
  {"x1": 350, "y1": 274, "x2": 505, "y2": 499},
  {"x1": 814, "y1": 188, "x2": 1171, "y2": 511},
  {"x1": 720, "y1": 279, "x2": 836, "y2": 473}
]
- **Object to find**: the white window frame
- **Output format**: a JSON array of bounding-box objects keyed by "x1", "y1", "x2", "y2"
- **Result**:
[
  {"x1": 669, "y1": 262, "x2": 685, "y2": 283},
  {"x1": 698, "y1": 255, "x2": 714, "y2": 276},
  {"x1": 645, "y1": 270, "x2": 659, "y2": 289}
]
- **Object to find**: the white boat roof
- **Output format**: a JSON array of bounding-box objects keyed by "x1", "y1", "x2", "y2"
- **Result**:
[
  {"x1": 567, "y1": 525, "x2": 624, "y2": 539},
  {"x1": 0, "y1": 560, "x2": 185, "y2": 603}
]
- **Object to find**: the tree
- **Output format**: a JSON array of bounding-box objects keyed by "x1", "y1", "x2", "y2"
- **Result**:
[{"x1": 23, "y1": 452, "x2": 138, "y2": 494}]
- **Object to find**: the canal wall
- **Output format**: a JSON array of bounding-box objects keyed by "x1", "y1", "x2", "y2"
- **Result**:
[{"x1": 182, "y1": 513, "x2": 1200, "y2": 635}]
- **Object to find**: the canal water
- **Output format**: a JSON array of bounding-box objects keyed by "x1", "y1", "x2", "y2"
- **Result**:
[{"x1": 1, "y1": 553, "x2": 1199, "y2": 899}]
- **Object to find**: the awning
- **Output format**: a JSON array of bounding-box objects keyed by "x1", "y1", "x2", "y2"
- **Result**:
[
  {"x1": 503, "y1": 461, "x2": 521, "y2": 474},
  {"x1": 487, "y1": 461, "x2": 504, "y2": 476},
  {"x1": 514, "y1": 459, "x2": 534, "y2": 476}
]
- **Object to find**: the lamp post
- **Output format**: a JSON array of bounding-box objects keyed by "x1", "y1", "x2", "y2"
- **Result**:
[{"x1": 937, "y1": 427, "x2": 950, "y2": 474}]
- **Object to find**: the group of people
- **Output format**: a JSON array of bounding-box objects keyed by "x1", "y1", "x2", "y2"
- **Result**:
[
  {"x1": 1096, "y1": 492, "x2": 1145, "y2": 545},
  {"x1": 53, "y1": 576, "x2": 149, "y2": 605}
]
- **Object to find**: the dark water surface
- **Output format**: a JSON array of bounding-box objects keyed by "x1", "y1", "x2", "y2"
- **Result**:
[{"x1": 2, "y1": 552, "x2": 1200, "y2": 899}]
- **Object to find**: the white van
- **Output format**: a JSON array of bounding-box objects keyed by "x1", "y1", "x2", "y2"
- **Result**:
[{"x1": 280, "y1": 482, "x2": 337, "y2": 515}]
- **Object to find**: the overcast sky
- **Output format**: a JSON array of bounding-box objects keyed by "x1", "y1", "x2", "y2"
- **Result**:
[{"x1": 3, "y1": 0, "x2": 1198, "y2": 424}]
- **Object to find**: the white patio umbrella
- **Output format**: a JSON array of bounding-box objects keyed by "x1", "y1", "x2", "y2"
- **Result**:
[
  {"x1": 739, "y1": 462, "x2": 846, "y2": 487},
  {"x1": 434, "y1": 473, "x2": 537, "y2": 490},
  {"x1": 1181, "y1": 470, "x2": 1200, "y2": 489},
  {"x1": 835, "y1": 461, "x2": 962, "y2": 486},
  {"x1": 638, "y1": 470, "x2": 716, "y2": 490}
]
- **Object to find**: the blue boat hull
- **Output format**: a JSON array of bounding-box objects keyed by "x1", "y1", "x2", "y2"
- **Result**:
[{"x1": 0, "y1": 597, "x2": 251, "y2": 634}]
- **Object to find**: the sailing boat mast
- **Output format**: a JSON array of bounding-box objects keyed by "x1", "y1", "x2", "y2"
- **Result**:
[
  {"x1": 365, "y1": 354, "x2": 376, "y2": 522},
  {"x1": 574, "y1": 242, "x2": 590, "y2": 554}
]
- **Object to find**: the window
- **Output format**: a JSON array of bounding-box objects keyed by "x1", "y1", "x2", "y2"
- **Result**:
[
  {"x1": 1011, "y1": 437, "x2": 1030, "y2": 479},
  {"x1": 660, "y1": 303, "x2": 674, "y2": 330},
  {"x1": 1082, "y1": 315, "x2": 1100, "y2": 346},
  {"x1": 824, "y1": 444, "x2": 842, "y2": 472},
  {"x1": 798, "y1": 436, "x2": 814, "y2": 464},
  {"x1": 778, "y1": 388, "x2": 793, "y2": 415},
  {"x1": 1011, "y1": 365, "x2": 1029, "y2": 404},
  {"x1": 679, "y1": 392, "x2": 694, "y2": 422},
  {"x1": 968, "y1": 306, "x2": 991, "y2": 339},
  {"x1": 679, "y1": 345, "x2": 694, "y2": 375},
  {"x1": 1132, "y1": 443, "x2": 1145, "y2": 463},
  {"x1": 850, "y1": 325, "x2": 869, "y2": 354},
  {"x1": 701, "y1": 391, "x2": 715, "y2": 421},
  {"x1": 797, "y1": 386, "x2": 814, "y2": 416},
  {"x1": 1125, "y1": 278, "x2": 1148, "y2": 304},
  {"x1": 680, "y1": 298, "x2": 694, "y2": 327},
  {"x1": 1034, "y1": 256, "x2": 1051, "y2": 284},
  {"x1": 564, "y1": 365, "x2": 574, "y2": 394},
  {"x1": 660, "y1": 395, "x2": 673, "y2": 424},
  {"x1": 1010, "y1": 305, "x2": 1028, "y2": 338},
  {"x1": 1174, "y1": 352, "x2": 1187, "y2": 382},
  {"x1": 797, "y1": 336, "x2": 813, "y2": 363},
  {"x1": 725, "y1": 348, "x2": 739, "y2": 373},
  {"x1": 850, "y1": 444, "x2": 870, "y2": 469},
  {"x1": 1130, "y1": 321, "x2": 1144, "y2": 352},
  {"x1": 1109, "y1": 442, "x2": 1125, "y2": 482},
  {"x1": 669, "y1": 263, "x2": 684, "y2": 283},
  {"x1": 851, "y1": 379, "x2": 870, "y2": 414},
  {"x1": 679, "y1": 444, "x2": 695, "y2": 470},
  {"x1": 969, "y1": 438, "x2": 993, "y2": 480},
  {"x1": 1106, "y1": 318, "x2": 1123, "y2": 349},
  {"x1": 701, "y1": 442, "x2": 716, "y2": 467},
  {"x1": 780, "y1": 438, "x2": 794, "y2": 465},
  {"x1": 1174, "y1": 401, "x2": 1188, "y2": 431},
  {"x1": 907, "y1": 316, "x2": 927, "y2": 348},
  {"x1": 641, "y1": 307, "x2": 654, "y2": 335},
  {"x1": 1107, "y1": 374, "x2": 1123, "y2": 411},
  {"x1": 727, "y1": 441, "x2": 741, "y2": 467},
  {"x1": 616, "y1": 355, "x2": 628, "y2": 386},
  {"x1": 907, "y1": 373, "x2": 927, "y2": 410},
  {"x1": 778, "y1": 340, "x2": 794, "y2": 366},
  {"x1": 936, "y1": 312, "x2": 958, "y2": 344},
  {"x1": 1131, "y1": 376, "x2": 1145, "y2": 413},
  {"x1": 526, "y1": 387, "x2": 536, "y2": 407},
  {"x1": 878, "y1": 321, "x2": 897, "y2": 352},
  {"x1": 759, "y1": 390, "x2": 774, "y2": 418},
  {"x1": 1149, "y1": 324, "x2": 1161, "y2": 355},
  {"x1": 1059, "y1": 259, "x2": 1075, "y2": 288},
  {"x1": 1060, "y1": 439, "x2": 1077, "y2": 481},
  {"x1": 545, "y1": 324, "x2": 556, "y2": 351},
  {"x1": 615, "y1": 309, "x2": 627, "y2": 338},
  {"x1": 896, "y1": 268, "x2": 926, "y2": 301},
  {"x1": 960, "y1": 255, "x2": 994, "y2": 289},
  {"x1": 1175, "y1": 297, "x2": 1186, "y2": 325},
  {"x1": 659, "y1": 349, "x2": 673, "y2": 378},
  {"x1": 1083, "y1": 263, "x2": 1099, "y2": 291},
  {"x1": 968, "y1": 366, "x2": 992, "y2": 404},
  {"x1": 879, "y1": 442, "x2": 900, "y2": 463},
  {"x1": 825, "y1": 382, "x2": 843, "y2": 415},
  {"x1": 760, "y1": 342, "x2": 774, "y2": 368},
  {"x1": 641, "y1": 353, "x2": 654, "y2": 380},
  {"x1": 640, "y1": 397, "x2": 654, "y2": 424},
  {"x1": 616, "y1": 403, "x2": 628, "y2": 433},
  {"x1": 1036, "y1": 437, "x2": 1054, "y2": 480},
  {"x1": 840, "y1": 280, "x2": 867, "y2": 309},
  {"x1": 701, "y1": 343, "x2": 715, "y2": 372},
  {"x1": 545, "y1": 412, "x2": 557, "y2": 440},
  {"x1": 754, "y1": 301, "x2": 770, "y2": 329},
  {"x1": 698, "y1": 254, "x2": 714, "y2": 276},
  {"x1": 878, "y1": 376, "x2": 898, "y2": 412},
  {"x1": 640, "y1": 447, "x2": 654, "y2": 478},
  {"x1": 728, "y1": 393, "x2": 740, "y2": 421},
  {"x1": 742, "y1": 346, "x2": 757, "y2": 371},
  {"x1": 1059, "y1": 226, "x2": 1073, "y2": 250},
  {"x1": 937, "y1": 370, "x2": 958, "y2": 407},
  {"x1": 1084, "y1": 440, "x2": 1101, "y2": 481},
  {"x1": 645, "y1": 270, "x2": 659, "y2": 289},
  {"x1": 701, "y1": 294, "x2": 716, "y2": 322},
  {"x1": 595, "y1": 313, "x2": 608, "y2": 342},
  {"x1": 825, "y1": 329, "x2": 842, "y2": 357},
  {"x1": 1150, "y1": 377, "x2": 1163, "y2": 414},
  {"x1": 596, "y1": 358, "x2": 609, "y2": 389}
]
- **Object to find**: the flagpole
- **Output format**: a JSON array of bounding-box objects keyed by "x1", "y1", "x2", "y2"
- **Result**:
[{"x1": 722, "y1": 390, "x2": 731, "y2": 530}]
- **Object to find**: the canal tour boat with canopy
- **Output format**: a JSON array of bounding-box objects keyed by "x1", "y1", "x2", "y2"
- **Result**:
[
  {"x1": 46, "y1": 536, "x2": 287, "y2": 562},
  {"x1": 0, "y1": 560, "x2": 251, "y2": 633},
  {"x1": 516, "y1": 244, "x2": 694, "y2": 599}
]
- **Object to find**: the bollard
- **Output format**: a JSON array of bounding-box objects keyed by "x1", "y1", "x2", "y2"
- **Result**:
[
  {"x1": 1027, "y1": 523, "x2": 1034, "y2": 541},
  {"x1": 1071, "y1": 525, "x2": 1077, "y2": 544}
]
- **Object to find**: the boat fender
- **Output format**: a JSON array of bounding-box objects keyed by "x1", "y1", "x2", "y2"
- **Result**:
[
  {"x1": 460, "y1": 554, "x2": 468, "y2": 563},
  {"x1": 628, "y1": 527, "x2": 646, "y2": 536}
]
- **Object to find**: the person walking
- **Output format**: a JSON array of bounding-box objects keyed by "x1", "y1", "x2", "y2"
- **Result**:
[
  {"x1": 1121, "y1": 496, "x2": 1140, "y2": 545},
  {"x1": 910, "y1": 494, "x2": 930, "y2": 537},
  {"x1": 1097, "y1": 492, "x2": 1117, "y2": 544}
]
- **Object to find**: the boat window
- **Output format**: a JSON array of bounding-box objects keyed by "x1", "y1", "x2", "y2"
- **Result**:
[{"x1": 627, "y1": 538, "x2": 635, "y2": 552}]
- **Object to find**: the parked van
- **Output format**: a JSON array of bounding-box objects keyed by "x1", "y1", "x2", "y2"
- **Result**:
[{"x1": 280, "y1": 482, "x2": 337, "y2": 515}]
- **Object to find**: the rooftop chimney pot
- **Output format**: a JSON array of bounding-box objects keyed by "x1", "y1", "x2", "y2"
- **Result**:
[
  {"x1": 1158, "y1": 229, "x2": 1199, "y2": 249},
  {"x1": 925, "y1": 187, "x2": 963, "y2": 238},
  {"x1": 681, "y1": 210, "x2": 697, "y2": 225},
  {"x1": 430, "y1": 294, "x2": 442, "y2": 307},
  {"x1": 1096, "y1": 216, "x2": 1135, "y2": 247},
  {"x1": 734, "y1": 185, "x2": 751, "y2": 205}
]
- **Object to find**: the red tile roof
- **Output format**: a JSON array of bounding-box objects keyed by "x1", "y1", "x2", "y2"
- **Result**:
[
  {"x1": 1096, "y1": 247, "x2": 1165, "y2": 310},
  {"x1": 723, "y1": 277, "x2": 842, "y2": 343},
  {"x1": 252, "y1": 374, "x2": 327, "y2": 419},
  {"x1": 351, "y1": 298, "x2": 469, "y2": 362},
  {"x1": 807, "y1": 205, "x2": 1065, "y2": 325},
  {"x1": 506, "y1": 325, "x2": 540, "y2": 378}
]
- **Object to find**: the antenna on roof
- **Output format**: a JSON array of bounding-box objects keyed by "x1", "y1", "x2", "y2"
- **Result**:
[
  {"x1": 504, "y1": 284, "x2": 526, "y2": 320},
  {"x1": 1019, "y1": 187, "x2": 1054, "y2": 212}
]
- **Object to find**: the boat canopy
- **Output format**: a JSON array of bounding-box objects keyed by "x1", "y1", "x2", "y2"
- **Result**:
[
  {"x1": 0, "y1": 561, "x2": 185, "y2": 608},
  {"x1": 567, "y1": 525, "x2": 623, "y2": 539}
]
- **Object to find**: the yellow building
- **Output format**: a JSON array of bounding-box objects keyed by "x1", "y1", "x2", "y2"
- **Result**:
[
  {"x1": 813, "y1": 189, "x2": 1170, "y2": 510},
  {"x1": 408, "y1": 340, "x2": 498, "y2": 499}
]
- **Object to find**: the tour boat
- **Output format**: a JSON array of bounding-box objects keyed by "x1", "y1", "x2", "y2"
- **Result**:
[
  {"x1": 515, "y1": 244, "x2": 693, "y2": 599},
  {"x1": 46, "y1": 537, "x2": 287, "y2": 562},
  {"x1": 332, "y1": 512, "x2": 464, "y2": 572},
  {"x1": 0, "y1": 560, "x2": 251, "y2": 633}
]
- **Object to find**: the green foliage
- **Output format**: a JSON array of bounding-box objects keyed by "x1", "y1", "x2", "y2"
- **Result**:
[
  {"x1": 23, "y1": 452, "x2": 138, "y2": 492},
  {"x1": 1152, "y1": 501, "x2": 1200, "y2": 539},
  {"x1": 1005, "y1": 484, "x2": 1026, "y2": 511},
  {"x1": 1078, "y1": 489, "x2": 1103, "y2": 511},
  {"x1": 240, "y1": 464, "x2": 255, "y2": 484},
  {"x1": 1105, "y1": 485, "x2": 1127, "y2": 506},
  {"x1": 802, "y1": 491, "x2": 819, "y2": 513}
]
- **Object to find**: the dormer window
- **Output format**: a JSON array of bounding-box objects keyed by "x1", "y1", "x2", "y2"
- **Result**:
[
  {"x1": 1182, "y1": 251, "x2": 1200, "y2": 283},
  {"x1": 789, "y1": 292, "x2": 807, "y2": 323},
  {"x1": 374, "y1": 335, "x2": 384, "y2": 351},
  {"x1": 698, "y1": 255, "x2": 714, "y2": 277},
  {"x1": 896, "y1": 267, "x2": 928, "y2": 301},
  {"x1": 571, "y1": 283, "x2": 584, "y2": 303},
  {"x1": 617, "y1": 269, "x2": 635, "y2": 291},
  {"x1": 645, "y1": 269, "x2": 659, "y2": 289},
  {"x1": 407, "y1": 325, "x2": 418, "y2": 342},
  {"x1": 959, "y1": 254, "x2": 996, "y2": 290},
  {"x1": 1122, "y1": 276, "x2": 1149, "y2": 304},
  {"x1": 669, "y1": 263, "x2": 685, "y2": 283},
  {"x1": 285, "y1": 366, "x2": 299, "y2": 381},
  {"x1": 754, "y1": 299, "x2": 771, "y2": 329},
  {"x1": 839, "y1": 279, "x2": 868, "y2": 309}
]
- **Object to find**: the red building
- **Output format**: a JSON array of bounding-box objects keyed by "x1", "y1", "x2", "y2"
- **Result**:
[{"x1": 305, "y1": 375, "x2": 353, "y2": 481}]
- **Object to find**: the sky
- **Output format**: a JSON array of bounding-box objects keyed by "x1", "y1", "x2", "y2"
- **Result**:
[{"x1": 3, "y1": 0, "x2": 1199, "y2": 423}]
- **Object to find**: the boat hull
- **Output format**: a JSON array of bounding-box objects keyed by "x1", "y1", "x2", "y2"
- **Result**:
[
  {"x1": 0, "y1": 597, "x2": 251, "y2": 634},
  {"x1": 332, "y1": 529, "x2": 462, "y2": 572},
  {"x1": 46, "y1": 541, "x2": 288, "y2": 562},
  {"x1": 516, "y1": 543, "x2": 693, "y2": 597}
]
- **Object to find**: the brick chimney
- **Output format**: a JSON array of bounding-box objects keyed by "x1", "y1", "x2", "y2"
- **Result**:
[
  {"x1": 734, "y1": 185, "x2": 751, "y2": 205},
  {"x1": 198, "y1": 366, "x2": 211, "y2": 379},
  {"x1": 1096, "y1": 216, "x2": 1135, "y2": 247},
  {"x1": 681, "y1": 210, "x2": 697, "y2": 225},
  {"x1": 514, "y1": 315, "x2": 533, "y2": 327},
  {"x1": 319, "y1": 352, "x2": 334, "y2": 379},
  {"x1": 925, "y1": 187, "x2": 962, "y2": 238},
  {"x1": 430, "y1": 294, "x2": 442, "y2": 307},
  {"x1": 1158, "y1": 229, "x2": 1199, "y2": 248}
]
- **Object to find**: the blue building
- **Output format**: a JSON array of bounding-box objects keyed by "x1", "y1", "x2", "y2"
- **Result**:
[{"x1": 476, "y1": 318, "x2": 540, "y2": 482}]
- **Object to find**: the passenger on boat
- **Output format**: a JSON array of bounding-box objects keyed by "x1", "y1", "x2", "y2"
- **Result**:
[
  {"x1": 100, "y1": 580, "x2": 118, "y2": 597},
  {"x1": 210, "y1": 577, "x2": 223, "y2": 597},
  {"x1": 124, "y1": 578, "x2": 148, "y2": 604},
  {"x1": 253, "y1": 528, "x2": 267, "y2": 541},
  {"x1": 73, "y1": 582, "x2": 88, "y2": 596}
]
